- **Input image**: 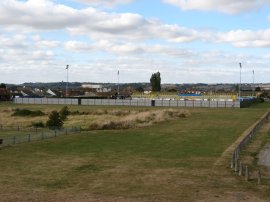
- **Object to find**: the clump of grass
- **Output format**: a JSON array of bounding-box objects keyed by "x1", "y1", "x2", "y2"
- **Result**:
[
  {"x1": 12, "y1": 109, "x2": 45, "y2": 117},
  {"x1": 74, "y1": 163, "x2": 101, "y2": 172},
  {"x1": 89, "y1": 121, "x2": 131, "y2": 130}
]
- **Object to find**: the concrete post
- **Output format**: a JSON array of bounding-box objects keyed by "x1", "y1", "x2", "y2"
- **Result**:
[
  {"x1": 234, "y1": 158, "x2": 238, "y2": 172},
  {"x1": 257, "y1": 170, "x2": 261, "y2": 185},
  {"x1": 238, "y1": 162, "x2": 243, "y2": 176},
  {"x1": 231, "y1": 156, "x2": 234, "y2": 169},
  {"x1": 245, "y1": 166, "x2": 249, "y2": 181}
]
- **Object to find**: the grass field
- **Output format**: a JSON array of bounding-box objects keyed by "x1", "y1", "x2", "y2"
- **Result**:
[{"x1": 0, "y1": 102, "x2": 270, "y2": 201}]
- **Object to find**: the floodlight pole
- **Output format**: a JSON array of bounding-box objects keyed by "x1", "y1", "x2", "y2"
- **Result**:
[
  {"x1": 239, "y1": 63, "x2": 242, "y2": 102},
  {"x1": 117, "y1": 70, "x2": 120, "y2": 98},
  {"x1": 66, "y1": 65, "x2": 69, "y2": 97},
  {"x1": 252, "y1": 70, "x2": 255, "y2": 97}
]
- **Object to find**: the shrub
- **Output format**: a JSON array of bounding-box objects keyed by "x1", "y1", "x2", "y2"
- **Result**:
[
  {"x1": 31, "y1": 121, "x2": 45, "y2": 128},
  {"x1": 12, "y1": 109, "x2": 45, "y2": 117},
  {"x1": 59, "y1": 106, "x2": 70, "y2": 121},
  {"x1": 46, "y1": 111, "x2": 63, "y2": 129}
]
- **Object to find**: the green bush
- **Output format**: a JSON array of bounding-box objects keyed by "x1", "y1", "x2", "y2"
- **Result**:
[
  {"x1": 12, "y1": 109, "x2": 45, "y2": 117},
  {"x1": 59, "y1": 106, "x2": 70, "y2": 121},
  {"x1": 31, "y1": 121, "x2": 45, "y2": 128},
  {"x1": 46, "y1": 111, "x2": 63, "y2": 129}
]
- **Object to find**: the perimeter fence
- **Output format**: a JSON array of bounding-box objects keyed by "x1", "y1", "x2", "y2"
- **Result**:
[
  {"x1": 14, "y1": 98, "x2": 240, "y2": 108},
  {"x1": 230, "y1": 111, "x2": 270, "y2": 184}
]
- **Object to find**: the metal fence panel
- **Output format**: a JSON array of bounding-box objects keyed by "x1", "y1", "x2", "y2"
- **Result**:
[
  {"x1": 194, "y1": 101, "x2": 202, "y2": 107},
  {"x1": 218, "y1": 101, "x2": 226, "y2": 108},
  {"x1": 177, "y1": 101, "x2": 185, "y2": 107},
  {"x1": 169, "y1": 100, "x2": 177, "y2": 107},
  {"x1": 13, "y1": 98, "x2": 240, "y2": 108}
]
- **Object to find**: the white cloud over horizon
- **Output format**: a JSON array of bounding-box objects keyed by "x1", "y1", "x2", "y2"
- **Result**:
[{"x1": 0, "y1": 0, "x2": 269, "y2": 84}]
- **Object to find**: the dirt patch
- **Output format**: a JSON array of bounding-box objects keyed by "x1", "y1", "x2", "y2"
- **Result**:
[{"x1": 258, "y1": 145, "x2": 270, "y2": 166}]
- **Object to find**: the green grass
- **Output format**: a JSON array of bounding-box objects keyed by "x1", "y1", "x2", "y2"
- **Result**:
[{"x1": 0, "y1": 102, "x2": 270, "y2": 201}]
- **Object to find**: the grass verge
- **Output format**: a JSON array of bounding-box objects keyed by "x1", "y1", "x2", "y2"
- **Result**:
[{"x1": 0, "y1": 102, "x2": 270, "y2": 201}]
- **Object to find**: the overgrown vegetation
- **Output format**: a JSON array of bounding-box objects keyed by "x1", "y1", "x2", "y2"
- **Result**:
[
  {"x1": 88, "y1": 109, "x2": 190, "y2": 130},
  {"x1": 12, "y1": 108, "x2": 45, "y2": 117}
]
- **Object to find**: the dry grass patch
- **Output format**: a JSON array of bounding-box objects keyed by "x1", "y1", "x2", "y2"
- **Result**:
[{"x1": 88, "y1": 109, "x2": 190, "y2": 130}]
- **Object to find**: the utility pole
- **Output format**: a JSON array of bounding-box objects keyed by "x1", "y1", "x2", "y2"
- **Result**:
[{"x1": 66, "y1": 65, "x2": 69, "y2": 97}]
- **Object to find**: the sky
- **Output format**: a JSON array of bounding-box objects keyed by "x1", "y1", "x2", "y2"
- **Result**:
[{"x1": 0, "y1": 0, "x2": 270, "y2": 84}]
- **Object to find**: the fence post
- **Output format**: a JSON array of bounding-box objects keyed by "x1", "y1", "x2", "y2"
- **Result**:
[
  {"x1": 238, "y1": 162, "x2": 243, "y2": 176},
  {"x1": 245, "y1": 166, "x2": 249, "y2": 181},
  {"x1": 28, "y1": 134, "x2": 31, "y2": 142},
  {"x1": 257, "y1": 170, "x2": 261, "y2": 185},
  {"x1": 17, "y1": 126, "x2": 20, "y2": 131},
  {"x1": 54, "y1": 130, "x2": 57, "y2": 137},
  {"x1": 13, "y1": 136, "x2": 16, "y2": 144},
  {"x1": 230, "y1": 156, "x2": 234, "y2": 169},
  {"x1": 234, "y1": 158, "x2": 238, "y2": 172},
  {"x1": 41, "y1": 132, "x2": 44, "y2": 140}
]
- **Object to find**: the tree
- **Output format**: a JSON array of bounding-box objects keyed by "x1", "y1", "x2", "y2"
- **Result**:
[
  {"x1": 59, "y1": 106, "x2": 70, "y2": 121},
  {"x1": 255, "y1": 87, "x2": 261, "y2": 92},
  {"x1": 0, "y1": 83, "x2": 6, "y2": 89},
  {"x1": 46, "y1": 111, "x2": 63, "y2": 129},
  {"x1": 150, "y1": 72, "x2": 161, "y2": 92}
]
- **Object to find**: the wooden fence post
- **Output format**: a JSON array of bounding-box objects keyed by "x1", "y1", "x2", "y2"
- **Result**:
[
  {"x1": 13, "y1": 136, "x2": 16, "y2": 144},
  {"x1": 28, "y1": 134, "x2": 31, "y2": 142}
]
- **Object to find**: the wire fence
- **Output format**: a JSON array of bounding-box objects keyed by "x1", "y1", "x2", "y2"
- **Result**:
[
  {"x1": 0, "y1": 126, "x2": 81, "y2": 146},
  {"x1": 230, "y1": 111, "x2": 270, "y2": 184},
  {"x1": 0, "y1": 124, "x2": 47, "y2": 133}
]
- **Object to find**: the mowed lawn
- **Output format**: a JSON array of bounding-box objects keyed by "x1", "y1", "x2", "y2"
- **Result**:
[{"x1": 0, "y1": 103, "x2": 270, "y2": 201}]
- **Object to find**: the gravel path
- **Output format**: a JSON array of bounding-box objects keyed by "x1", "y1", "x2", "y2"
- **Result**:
[{"x1": 258, "y1": 145, "x2": 270, "y2": 166}]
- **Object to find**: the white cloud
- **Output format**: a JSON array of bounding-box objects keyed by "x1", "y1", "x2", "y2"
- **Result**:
[
  {"x1": 0, "y1": 1, "x2": 270, "y2": 84},
  {"x1": 3, "y1": 0, "x2": 270, "y2": 49},
  {"x1": 0, "y1": 0, "x2": 201, "y2": 43},
  {"x1": 75, "y1": 0, "x2": 135, "y2": 7},
  {"x1": 65, "y1": 40, "x2": 195, "y2": 58},
  {"x1": 163, "y1": 0, "x2": 270, "y2": 14},
  {"x1": 217, "y1": 29, "x2": 270, "y2": 47}
]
